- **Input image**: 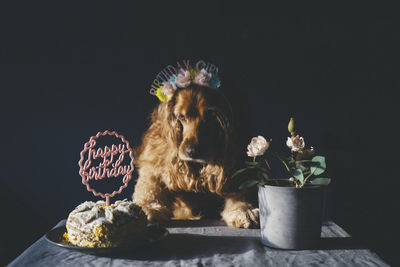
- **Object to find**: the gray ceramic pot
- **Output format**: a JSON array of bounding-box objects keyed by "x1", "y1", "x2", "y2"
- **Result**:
[{"x1": 258, "y1": 180, "x2": 324, "y2": 249}]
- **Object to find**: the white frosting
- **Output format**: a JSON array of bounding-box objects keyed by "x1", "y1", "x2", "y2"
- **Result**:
[
  {"x1": 66, "y1": 199, "x2": 146, "y2": 247},
  {"x1": 69, "y1": 199, "x2": 143, "y2": 224}
]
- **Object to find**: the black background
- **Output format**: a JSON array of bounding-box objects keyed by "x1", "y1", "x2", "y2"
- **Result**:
[{"x1": 1, "y1": 3, "x2": 398, "y2": 266}]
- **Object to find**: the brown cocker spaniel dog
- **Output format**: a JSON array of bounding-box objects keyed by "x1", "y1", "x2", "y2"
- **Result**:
[{"x1": 132, "y1": 84, "x2": 259, "y2": 228}]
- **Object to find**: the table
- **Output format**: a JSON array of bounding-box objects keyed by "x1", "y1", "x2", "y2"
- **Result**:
[{"x1": 8, "y1": 220, "x2": 388, "y2": 267}]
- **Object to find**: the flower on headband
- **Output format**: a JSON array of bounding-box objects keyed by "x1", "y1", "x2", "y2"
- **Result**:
[
  {"x1": 194, "y1": 69, "x2": 212, "y2": 86},
  {"x1": 150, "y1": 60, "x2": 221, "y2": 102},
  {"x1": 156, "y1": 82, "x2": 176, "y2": 102},
  {"x1": 161, "y1": 82, "x2": 176, "y2": 96},
  {"x1": 208, "y1": 73, "x2": 221, "y2": 88},
  {"x1": 156, "y1": 87, "x2": 168, "y2": 102},
  {"x1": 189, "y1": 68, "x2": 198, "y2": 80},
  {"x1": 168, "y1": 74, "x2": 177, "y2": 83},
  {"x1": 175, "y1": 70, "x2": 191, "y2": 88}
]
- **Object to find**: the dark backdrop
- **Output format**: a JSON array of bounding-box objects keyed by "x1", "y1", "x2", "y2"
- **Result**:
[{"x1": 1, "y1": 3, "x2": 398, "y2": 266}]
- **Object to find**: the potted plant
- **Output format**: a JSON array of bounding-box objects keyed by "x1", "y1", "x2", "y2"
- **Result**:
[{"x1": 233, "y1": 118, "x2": 331, "y2": 249}]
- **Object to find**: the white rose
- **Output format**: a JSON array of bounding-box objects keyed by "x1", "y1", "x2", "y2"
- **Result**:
[
  {"x1": 286, "y1": 135, "x2": 305, "y2": 152},
  {"x1": 161, "y1": 82, "x2": 177, "y2": 96},
  {"x1": 247, "y1": 136, "x2": 270, "y2": 157},
  {"x1": 175, "y1": 70, "x2": 191, "y2": 88},
  {"x1": 194, "y1": 69, "x2": 212, "y2": 86}
]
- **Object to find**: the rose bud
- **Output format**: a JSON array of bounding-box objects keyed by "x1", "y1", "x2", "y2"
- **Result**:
[{"x1": 288, "y1": 117, "x2": 295, "y2": 136}]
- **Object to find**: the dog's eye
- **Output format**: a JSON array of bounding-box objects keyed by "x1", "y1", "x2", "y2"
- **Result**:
[{"x1": 178, "y1": 114, "x2": 186, "y2": 122}]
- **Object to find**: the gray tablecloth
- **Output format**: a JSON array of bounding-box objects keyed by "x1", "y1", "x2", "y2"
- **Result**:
[{"x1": 8, "y1": 220, "x2": 388, "y2": 267}]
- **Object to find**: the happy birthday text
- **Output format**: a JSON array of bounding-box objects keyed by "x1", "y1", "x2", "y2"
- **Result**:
[{"x1": 81, "y1": 141, "x2": 133, "y2": 182}]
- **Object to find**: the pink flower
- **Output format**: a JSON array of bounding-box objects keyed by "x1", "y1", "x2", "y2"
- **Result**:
[
  {"x1": 175, "y1": 70, "x2": 191, "y2": 88},
  {"x1": 161, "y1": 82, "x2": 177, "y2": 96},
  {"x1": 286, "y1": 135, "x2": 305, "y2": 152},
  {"x1": 194, "y1": 69, "x2": 212, "y2": 86}
]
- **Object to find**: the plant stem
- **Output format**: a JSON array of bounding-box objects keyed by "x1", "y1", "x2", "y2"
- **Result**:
[
  {"x1": 302, "y1": 168, "x2": 316, "y2": 187},
  {"x1": 264, "y1": 158, "x2": 272, "y2": 170},
  {"x1": 272, "y1": 152, "x2": 293, "y2": 176}
]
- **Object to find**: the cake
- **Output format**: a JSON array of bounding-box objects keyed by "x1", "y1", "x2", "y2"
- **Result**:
[{"x1": 65, "y1": 199, "x2": 147, "y2": 247}]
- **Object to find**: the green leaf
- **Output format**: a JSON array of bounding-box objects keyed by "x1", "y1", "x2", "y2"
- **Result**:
[
  {"x1": 239, "y1": 180, "x2": 259, "y2": 190},
  {"x1": 311, "y1": 156, "x2": 326, "y2": 176},
  {"x1": 231, "y1": 168, "x2": 249, "y2": 178},
  {"x1": 310, "y1": 177, "x2": 331, "y2": 186},
  {"x1": 292, "y1": 168, "x2": 304, "y2": 184}
]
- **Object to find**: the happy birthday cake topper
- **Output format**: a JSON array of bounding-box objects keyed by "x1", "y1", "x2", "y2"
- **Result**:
[
  {"x1": 78, "y1": 130, "x2": 134, "y2": 206},
  {"x1": 150, "y1": 60, "x2": 221, "y2": 102}
]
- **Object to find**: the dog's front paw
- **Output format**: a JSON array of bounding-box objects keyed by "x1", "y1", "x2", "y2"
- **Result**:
[
  {"x1": 223, "y1": 207, "x2": 259, "y2": 229},
  {"x1": 141, "y1": 203, "x2": 172, "y2": 224}
]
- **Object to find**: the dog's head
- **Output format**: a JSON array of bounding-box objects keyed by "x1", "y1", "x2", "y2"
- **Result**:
[{"x1": 162, "y1": 85, "x2": 232, "y2": 164}]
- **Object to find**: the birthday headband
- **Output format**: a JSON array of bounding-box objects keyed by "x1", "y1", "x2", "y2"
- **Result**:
[{"x1": 149, "y1": 60, "x2": 221, "y2": 102}]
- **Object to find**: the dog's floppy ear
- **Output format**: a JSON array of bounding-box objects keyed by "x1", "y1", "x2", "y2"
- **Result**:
[
  {"x1": 208, "y1": 88, "x2": 234, "y2": 141},
  {"x1": 155, "y1": 100, "x2": 182, "y2": 147},
  {"x1": 209, "y1": 107, "x2": 232, "y2": 146},
  {"x1": 208, "y1": 107, "x2": 231, "y2": 132}
]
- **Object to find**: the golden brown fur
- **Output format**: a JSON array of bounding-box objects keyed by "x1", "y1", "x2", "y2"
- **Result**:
[{"x1": 132, "y1": 85, "x2": 259, "y2": 228}]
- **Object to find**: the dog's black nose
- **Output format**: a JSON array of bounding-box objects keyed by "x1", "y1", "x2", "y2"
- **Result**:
[{"x1": 185, "y1": 145, "x2": 196, "y2": 158}]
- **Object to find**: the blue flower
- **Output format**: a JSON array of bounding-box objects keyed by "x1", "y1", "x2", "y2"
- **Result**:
[
  {"x1": 168, "y1": 74, "x2": 178, "y2": 84},
  {"x1": 208, "y1": 73, "x2": 221, "y2": 88}
]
